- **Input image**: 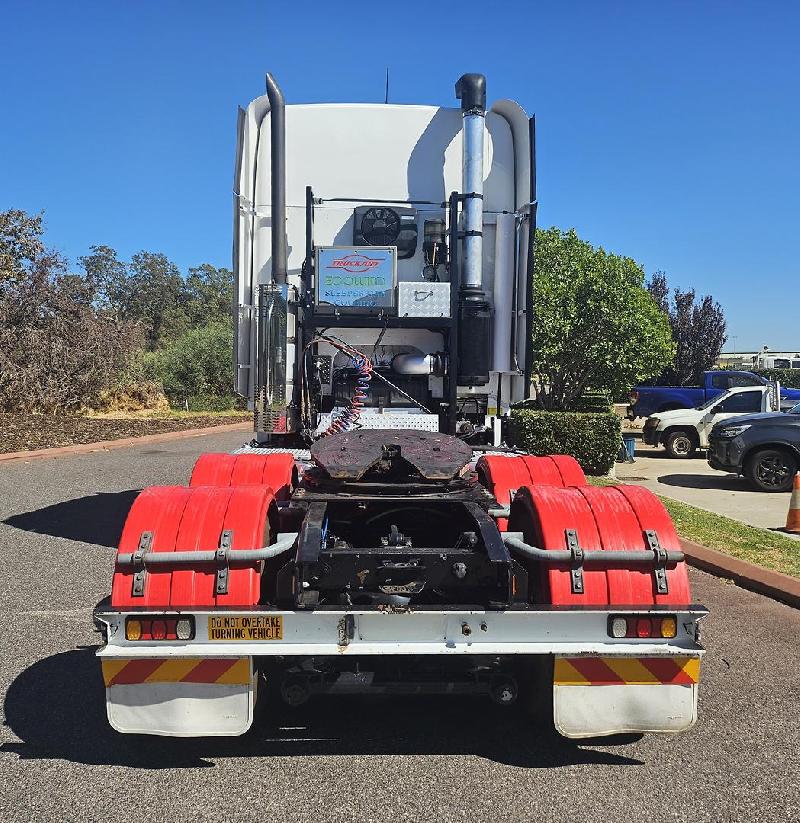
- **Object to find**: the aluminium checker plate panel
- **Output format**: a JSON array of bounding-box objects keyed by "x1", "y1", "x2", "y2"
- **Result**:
[{"x1": 397, "y1": 282, "x2": 451, "y2": 317}]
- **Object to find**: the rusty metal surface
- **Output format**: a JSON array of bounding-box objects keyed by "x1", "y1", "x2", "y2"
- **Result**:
[{"x1": 310, "y1": 430, "x2": 473, "y2": 481}]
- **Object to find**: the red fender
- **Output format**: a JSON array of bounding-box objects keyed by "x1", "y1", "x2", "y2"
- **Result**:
[
  {"x1": 545, "y1": 455, "x2": 587, "y2": 487},
  {"x1": 190, "y1": 452, "x2": 296, "y2": 501},
  {"x1": 111, "y1": 484, "x2": 275, "y2": 609},
  {"x1": 476, "y1": 454, "x2": 587, "y2": 530},
  {"x1": 508, "y1": 484, "x2": 691, "y2": 607},
  {"x1": 611, "y1": 484, "x2": 691, "y2": 606},
  {"x1": 509, "y1": 485, "x2": 609, "y2": 604}
]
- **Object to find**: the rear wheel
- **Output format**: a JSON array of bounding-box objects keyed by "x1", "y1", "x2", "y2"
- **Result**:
[
  {"x1": 746, "y1": 448, "x2": 797, "y2": 492},
  {"x1": 664, "y1": 430, "x2": 696, "y2": 459}
]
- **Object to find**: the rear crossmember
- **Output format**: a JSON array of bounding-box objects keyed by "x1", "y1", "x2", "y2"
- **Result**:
[{"x1": 94, "y1": 604, "x2": 707, "y2": 658}]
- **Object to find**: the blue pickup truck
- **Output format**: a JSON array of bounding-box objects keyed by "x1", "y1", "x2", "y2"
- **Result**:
[{"x1": 628, "y1": 371, "x2": 800, "y2": 419}]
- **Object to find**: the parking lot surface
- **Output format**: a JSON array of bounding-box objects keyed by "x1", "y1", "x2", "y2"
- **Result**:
[
  {"x1": 1, "y1": 432, "x2": 798, "y2": 823},
  {"x1": 617, "y1": 442, "x2": 796, "y2": 535}
]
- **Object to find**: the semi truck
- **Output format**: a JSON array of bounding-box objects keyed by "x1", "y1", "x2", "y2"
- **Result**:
[{"x1": 93, "y1": 72, "x2": 706, "y2": 739}]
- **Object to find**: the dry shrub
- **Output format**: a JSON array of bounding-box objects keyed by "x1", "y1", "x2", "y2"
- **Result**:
[
  {"x1": 0, "y1": 210, "x2": 143, "y2": 413},
  {"x1": 91, "y1": 381, "x2": 171, "y2": 414}
]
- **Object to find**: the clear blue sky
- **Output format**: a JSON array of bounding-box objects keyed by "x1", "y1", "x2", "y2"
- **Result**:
[{"x1": 2, "y1": 1, "x2": 798, "y2": 351}]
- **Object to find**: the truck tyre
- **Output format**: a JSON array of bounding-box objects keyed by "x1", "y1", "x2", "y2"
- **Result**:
[
  {"x1": 746, "y1": 448, "x2": 797, "y2": 492},
  {"x1": 664, "y1": 430, "x2": 696, "y2": 459}
]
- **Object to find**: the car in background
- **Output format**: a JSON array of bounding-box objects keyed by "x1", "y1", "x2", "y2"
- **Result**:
[
  {"x1": 628, "y1": 370, "x2": 800, "y2": 419},
  {"x1": 642, "y1": 385, "x2": 777, "y2": 458},
  {"x1": 708, "y1": 403, "x2": 800, "y2": 491}
]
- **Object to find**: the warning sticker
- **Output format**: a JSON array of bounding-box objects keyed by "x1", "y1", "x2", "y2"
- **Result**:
[{"x1": 207, "y1": 615, "x2": 283, "y2": 642}]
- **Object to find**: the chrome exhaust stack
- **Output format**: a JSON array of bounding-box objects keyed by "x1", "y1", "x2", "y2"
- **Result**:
[{"x1": 455, "y1": 73, "x2": 491, "y2": 386}]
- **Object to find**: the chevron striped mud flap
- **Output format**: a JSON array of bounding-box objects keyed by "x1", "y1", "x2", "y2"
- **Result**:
[
  {"x1": 102, "y1": 657, "x2": 255, "y2": 737},
  {"x1": 553, "y1": 655, "x2": 701, "y2": 738}
]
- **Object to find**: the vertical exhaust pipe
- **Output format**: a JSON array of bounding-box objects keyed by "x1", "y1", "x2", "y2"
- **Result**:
[
  {"x1": 455, "y1": 73, "x2": 491, "y2": 386},
  {"x1": 265, "y1": 73, "x2": 287, "y2": 285},
  {"x1": 256, "y1": 73, "x2": 291, "y2": 439}
]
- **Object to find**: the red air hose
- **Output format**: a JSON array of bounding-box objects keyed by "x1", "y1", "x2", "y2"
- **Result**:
[{"x1": 323, "y1": 349, "x2": 373, "y2": 436}]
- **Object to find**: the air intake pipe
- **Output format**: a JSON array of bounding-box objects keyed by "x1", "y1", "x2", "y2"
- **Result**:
[
  {"x1": 265, "y1": 73, "x2": 287, "y2": 285},
  {"x1": 455, "y1": 73, "x2": 491, "y2": 386}
]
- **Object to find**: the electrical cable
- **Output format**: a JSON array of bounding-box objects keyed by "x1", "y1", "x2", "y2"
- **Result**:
[{"x1": 299, "y1": 333, "x2": 434, "y2": 439}]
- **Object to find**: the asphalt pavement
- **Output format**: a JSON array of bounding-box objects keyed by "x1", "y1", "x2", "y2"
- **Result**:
[{"x1": 1, "y1": 431, "x2": 798, "y2": 823}]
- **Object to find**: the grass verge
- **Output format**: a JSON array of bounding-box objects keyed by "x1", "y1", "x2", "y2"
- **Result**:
[
  {"x1": 657, "y1": 497, "x2": 800, "y2": 578},
  {"x1": 588, "y1": 476, "x2": 800, "y2": 579}
]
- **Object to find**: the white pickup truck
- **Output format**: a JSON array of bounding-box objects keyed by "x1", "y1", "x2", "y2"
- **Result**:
[{"x1": 642, "y1": 385, "x2": 778, "y2": 458}]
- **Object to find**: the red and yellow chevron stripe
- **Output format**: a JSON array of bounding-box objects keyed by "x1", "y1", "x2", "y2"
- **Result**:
[
  {"x1": 554, "y1": 656, "x2": 700, "y2": 686},
  {"x1": 102, "y1": 657, "x2": 250, "y2": 687}
]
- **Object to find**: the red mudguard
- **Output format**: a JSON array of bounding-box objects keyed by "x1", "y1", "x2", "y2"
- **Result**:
[
  {"x1": 476, "y1": 454, "x2": 587, "y2": 530},
  {"x1": 111, "y1": 484, "x2": 275, "y2": 609},
  {"x1": 189, "y1": 452, "x2": 296, "y2": 500},
  {"x1": 508, "y1": 484, "x2": 691, "y2": 607}
]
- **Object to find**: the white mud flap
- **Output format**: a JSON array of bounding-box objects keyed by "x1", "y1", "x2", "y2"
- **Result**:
[
  {"x1": 102, "y1": 658, "x2": 255, "y2": 737},
  {"x1": 553, "y1": 655, "x2": 700, "y2": 739}
]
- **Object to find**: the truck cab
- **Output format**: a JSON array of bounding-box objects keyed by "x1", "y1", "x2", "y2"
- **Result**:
[{"x1": 642, "y1": 385, "x2": 778, "y2": 457}]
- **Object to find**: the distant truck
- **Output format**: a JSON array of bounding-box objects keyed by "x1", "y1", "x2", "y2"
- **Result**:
[
  {"x1": 642, "y1": 385, "x2": 780, "y2": 458},
  {"x1": 628, "y1": 371, "x2": 800, "y2": 420}
]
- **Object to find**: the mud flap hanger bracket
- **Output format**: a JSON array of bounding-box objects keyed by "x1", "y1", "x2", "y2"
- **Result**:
[
  {"x1": 644, "y1": 529, "x2": 670, "y2": 595},
  {"x1": 131, "y1": 531, "x2": 153, "y2": 597}
]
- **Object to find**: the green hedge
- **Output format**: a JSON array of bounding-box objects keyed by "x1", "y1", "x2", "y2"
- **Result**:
[
  {"x1": 509, "y1": 410, "x2": 621, "y2": 475},
  {"x1": 753, "y1": 369, "x2": 800, "y2": 389},
  {"x1": 142, "y1": 319, "x2": 239, "y2": 411},
  {"x1": 572, "y1": 391, "x2": 613, "y2": 413}
]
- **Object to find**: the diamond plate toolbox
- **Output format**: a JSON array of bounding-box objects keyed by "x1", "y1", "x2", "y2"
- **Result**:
[{"x1": 397, "y1": 282, "x2": 451, "y2": 317}]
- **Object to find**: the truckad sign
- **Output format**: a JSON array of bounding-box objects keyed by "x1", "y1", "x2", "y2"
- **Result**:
[{"x1": 315, "y1": 246, "x2": 396, "y2": 312}]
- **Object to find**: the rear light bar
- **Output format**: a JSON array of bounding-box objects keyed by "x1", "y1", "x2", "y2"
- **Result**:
[
  {"x1": 125, "y1": 616, "x2": 195, "y2": 641},
  {"x1": 608, "y1": 614, "x2": 677, "y2": 639}
]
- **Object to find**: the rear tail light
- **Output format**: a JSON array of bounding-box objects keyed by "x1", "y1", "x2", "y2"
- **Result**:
[
  {"x1": 660, "y1": 616, "x2": 677, "y2": 638},
  {"x1": 125, "y1": 615, "x2": 195, "y2": 641},
  {"x1": 176, "y1": 618, "x2": 193, "y2": 640},
  {"x1": 608, "y1": 615, "x2": 677, "y2": 639},
  {"x1": 610, "y1": 617, "x2": 628, "y2": 638}
]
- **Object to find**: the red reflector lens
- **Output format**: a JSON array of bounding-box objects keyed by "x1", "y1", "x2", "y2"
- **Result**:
[
  {"x1": 151, "y1": 620, "x2": 167, "y2": 640},
  {"x1": 636, "y1": 618, "x2": 652, "y2": 638}
]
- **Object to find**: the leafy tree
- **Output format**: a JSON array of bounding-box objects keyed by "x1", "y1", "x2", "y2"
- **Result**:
[
  {"x1": 124, "y1": 251, "x2": 187, "y2": 349},
  {"x1": 78, "y1": 250, "x2": 232, "y2": 346},
  {"x1": 0, "y1": 209, "x2": 48, "y2": 286},
  {"x1": 184, "y1": 263, "x2": 233, "y2": 327},
  {"x1": 530, "y1": 228, "x2": 674, "y2": 410},
  {"x1": 0, "y1": 209, "x2": 141, "y2": 413},
  {"x1": 78, "y1": 244, "x2": 129, "y2": 314},
  {"x1": 646, "y1": 271, "x2": 727, "y2": 385}
]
